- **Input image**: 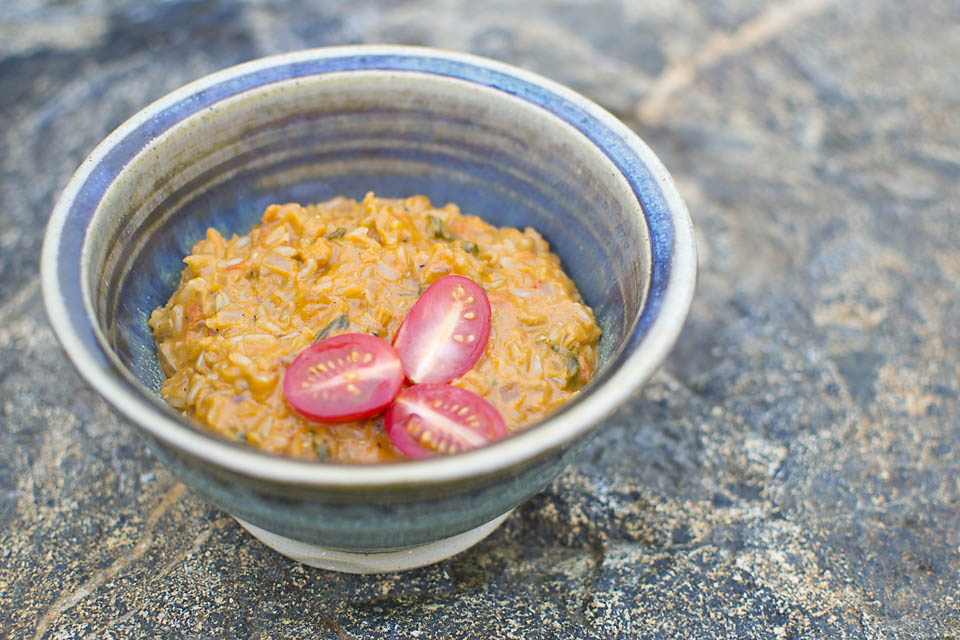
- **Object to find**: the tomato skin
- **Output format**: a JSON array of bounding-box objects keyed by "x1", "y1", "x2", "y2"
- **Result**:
[
  {"x1": 282, "y1": 333, "x2": 403, "y2": 423},
  {"x1": 393, "y1": 275, "x2": 491, "y2": 384},
  {"x1": 385, "y1": 383, "x2": 508, "y2": 459}
]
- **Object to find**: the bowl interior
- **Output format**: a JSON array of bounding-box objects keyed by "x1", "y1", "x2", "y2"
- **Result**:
[{"x1": 86, "y1": 70, "x2": 651, "y2": 442}]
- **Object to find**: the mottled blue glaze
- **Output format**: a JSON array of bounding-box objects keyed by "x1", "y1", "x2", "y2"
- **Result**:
[{"x1": 43, "y1": 48, "x2": 695, "y2": 551}]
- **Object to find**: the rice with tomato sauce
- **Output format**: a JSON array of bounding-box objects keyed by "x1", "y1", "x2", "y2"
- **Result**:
[{"x1": 149, "y1": 193, "x2": 601, "y2": 463}]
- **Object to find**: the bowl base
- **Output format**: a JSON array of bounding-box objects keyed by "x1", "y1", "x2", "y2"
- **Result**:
[{"x1": 234, "y1": 510, "x2": 513, "y2": 573}]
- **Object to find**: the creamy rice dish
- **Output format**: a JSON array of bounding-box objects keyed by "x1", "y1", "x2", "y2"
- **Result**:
[{"x1": 150, "y1": 193, "x2": 601, "y2": 463}]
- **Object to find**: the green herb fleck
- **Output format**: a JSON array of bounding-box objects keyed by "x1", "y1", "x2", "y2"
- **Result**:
[
  {"x1": 314, "y1": 313, "x2": 349, "y2": 342},
  {"x1": 313, "y1": 438, "x2": 330, "y2": 460},
  {"x1": 547, "y1": 343, "x2": 582, "y2": 389},
  {"x1": 326, "y1": 227, "x2": 347, "y2": 240},
  {"x1": 564, "y1": 356, "x2": 581, "y2": 390},
  {"x1": 461, "y1": 240, "x2": 479, "y2": 256},
  {"x1": 427, "y1": 215, "x2": 454, "y2": 242}
]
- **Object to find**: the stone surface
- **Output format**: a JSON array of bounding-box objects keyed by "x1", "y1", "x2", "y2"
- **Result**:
[{"x1": 2, "y1": 0, "x2": 959, "y2": 638}]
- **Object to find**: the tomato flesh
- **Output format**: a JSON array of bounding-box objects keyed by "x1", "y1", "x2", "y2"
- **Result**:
[
  {"x1": 393, "y1": 275, "x2": 491, "y2": 383},
  {"x1": 282, "y1": 333, "x2": 403, "y2": 423},
  {"x1": 385, "y1": 383, "x2": 508, "y2": 459}
]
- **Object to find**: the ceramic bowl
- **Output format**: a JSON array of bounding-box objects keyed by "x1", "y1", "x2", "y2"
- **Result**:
[{"x1": 41, "y1": 46, "x2": 696, "y2": 572}]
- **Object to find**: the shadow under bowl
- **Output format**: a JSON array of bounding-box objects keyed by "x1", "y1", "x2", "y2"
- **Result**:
[{"x1": 41, "y1": 47, "x2": 696, "y2": 561}]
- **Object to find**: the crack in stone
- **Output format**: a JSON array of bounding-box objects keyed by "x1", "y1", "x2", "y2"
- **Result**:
[
  {"x1": 0, "y1": 275, "x2": 40, "y2": 327},
  {"x1": 635, "y1": 0, "x2": 840, "y2": 123},
  {"x1": 98, "y1": 515, "x2": 233, "y2": 634},
  {"x1": 32, "y1": 483, "x2": 186, "y2": 639}
]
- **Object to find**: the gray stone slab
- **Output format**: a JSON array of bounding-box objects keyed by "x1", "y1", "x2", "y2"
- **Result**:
[{"x1": 2, "y1": 0, "x2": 958, "y2": 638}]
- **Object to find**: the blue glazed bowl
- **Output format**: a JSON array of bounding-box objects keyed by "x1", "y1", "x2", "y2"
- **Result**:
[{"x1": 41, "y1": 47, "x2": 696, "y2": 569}]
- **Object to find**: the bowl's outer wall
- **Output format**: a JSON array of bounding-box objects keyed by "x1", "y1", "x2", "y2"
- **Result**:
[
  {"x1": 44, "y1": 49, "x2": 692, "y2": 551},
  {"x1": 140, "y1": 424, "x2": 594, "y2": 549}
]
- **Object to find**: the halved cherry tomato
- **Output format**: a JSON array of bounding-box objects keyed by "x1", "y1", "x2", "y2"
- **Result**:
[
  {"x1": 283, "y1": 333, "x2": 403, "y2": 423},
  {"x1": 393, "y1": 275, "x2": 491, "y2": 383},
  {"x1": 385, "y1": 383, "x2": 507, "y2": 459}
]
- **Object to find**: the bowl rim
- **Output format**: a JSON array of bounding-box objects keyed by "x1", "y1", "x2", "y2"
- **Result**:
[{"x1": 41, "y1": 45, "x2": 696, "y2": 487}]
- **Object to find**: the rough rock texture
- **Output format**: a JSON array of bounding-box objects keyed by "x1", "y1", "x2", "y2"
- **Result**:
[{"x1": 2, "y1": 1, "x2": 959, "y2": 638}]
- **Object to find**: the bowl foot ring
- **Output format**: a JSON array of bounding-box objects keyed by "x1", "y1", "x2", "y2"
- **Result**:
[{"x1": 235, "y1": 510, "x2": 513, "y2": 574}]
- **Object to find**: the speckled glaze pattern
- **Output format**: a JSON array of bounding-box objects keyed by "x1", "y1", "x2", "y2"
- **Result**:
[{"x1": 42, "y1": 47, "x2": 695, "y2": 552}]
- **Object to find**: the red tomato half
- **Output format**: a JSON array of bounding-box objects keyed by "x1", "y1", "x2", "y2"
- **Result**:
[
  {"x1": 393, "y1": 275, "x2": 491, "y2": 383},
  {"x1": 283, "y1": 333, "x2": 403, "y2": 423},
  {"x1": 385, "y1": 383, "x2": 508, "y2": 459}
]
